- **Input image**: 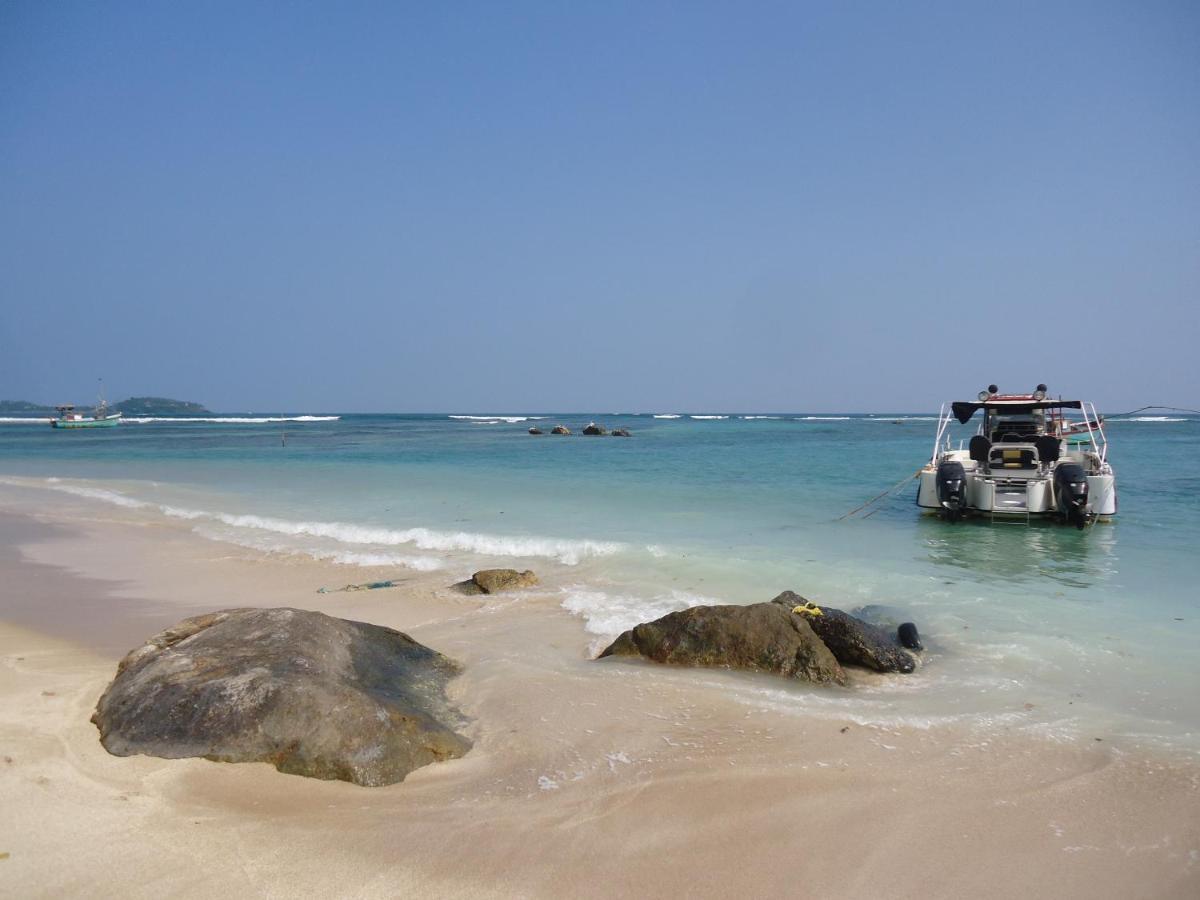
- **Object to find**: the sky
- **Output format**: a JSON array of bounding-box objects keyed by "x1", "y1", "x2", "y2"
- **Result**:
[{"x1": 1, "y1": 1, "x2": 1197, "y2": 413}]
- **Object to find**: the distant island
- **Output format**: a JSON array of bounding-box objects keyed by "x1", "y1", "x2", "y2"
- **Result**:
[
  {"x1": 0, "y1": 397, "x2": 211, "y2": 415},
  {"x1": 110, "y1": 397, "x2": 211, "y2": 415}
]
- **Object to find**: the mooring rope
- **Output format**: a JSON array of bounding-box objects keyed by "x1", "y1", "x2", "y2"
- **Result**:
[
  {"x1": 837, "y1": 468, "x2": 923, "y2": 520},
  {"x1": 1109, "y1": 404, "x2": 1200, "y2": 416}
]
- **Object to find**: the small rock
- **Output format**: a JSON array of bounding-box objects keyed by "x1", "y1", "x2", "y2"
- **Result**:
[
  {"x1": 551, "y1": 425, "x2": 571, "y2": 435},
  {"x1": 582, "y1": 422, "x2": 607, "y2": 435},
  {"x1": 611, "y1": 428, "x2": 632, "y2": 437},
  {"x1": 459, "y1": 569, "x2": 539, "y2": 595},
  {"x1": 528, "y1": 427, "x2": 544, "y2": 435}
]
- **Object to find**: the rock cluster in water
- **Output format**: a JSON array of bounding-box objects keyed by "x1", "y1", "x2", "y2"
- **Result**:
[
  {"x1": 599, "y1": 592, "x2": 919, "y2": 682},
  {"x1": 532, "y1": 423, "x2": 631, "y2": 436},
  {"x1": 92, "y1": 608, "x2": 471, "y2": 786}
]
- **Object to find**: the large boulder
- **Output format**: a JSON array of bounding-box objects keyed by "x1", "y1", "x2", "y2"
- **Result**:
[
  {"x1": 598, "y1": 603, "x2": 845, "y2": 685},
  {"x1": 455, "y1": 568, "x2": 540, "y2": 595},
  {"x1": 92, "y1": 608, "x2": 471, "y2": 786},
  {"x1": 770, "y1": 592, "x2": 915, "y2": 674}
]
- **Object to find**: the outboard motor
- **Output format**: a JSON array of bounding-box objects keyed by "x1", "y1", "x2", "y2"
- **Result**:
[
  {"x1": 1054, "y1": 462, "x2": 1090, "y2": 529},
  {"x1": 936, "y1": 460, "x2": 968, "y2": 521}
]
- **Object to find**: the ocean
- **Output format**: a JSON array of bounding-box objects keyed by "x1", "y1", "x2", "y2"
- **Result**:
[{"x1": 2, "y1": 411, "x2": 1197, "y2": 754}]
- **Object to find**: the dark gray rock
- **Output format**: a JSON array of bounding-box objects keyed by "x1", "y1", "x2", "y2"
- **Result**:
[
  {"x1": 771, "y1": 591, "x2": 915, "y2": 674},
  {"x1": 897, "y1": 622, "x2": 923, "y2": 651},
  {"x1": 582, "y1": 422, "x2": 607, "y2": 435},
  {"x1": 599, "y1": 603, "x2": 845, "y2": 685},
  {"x1": 611, "y1": 428, "x2": 632, "y2": 437},
  {"x1": 92, "y1": 608, "x2": 471, "y2": 786},
  {"x1": 528, "y1": 427, "x2": 544, "y2": 435}
]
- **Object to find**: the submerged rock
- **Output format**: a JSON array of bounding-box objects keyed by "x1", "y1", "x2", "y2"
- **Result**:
[
  {"x1": 92, "y1": 608, "x2": 471, "y2": 786},
  {"x1": 611, "y1": 428, "x2": 632, "y2": 437},
  {"x1": 771, "y1": 591, "x2": 915, "y2": 674},
  {"x1": 528, "y1": 427, "x2": 544, "y2": 435},
  {"x1": 455, "y1": 568, "x2": 540, "y2": 595},
  {"x1": 598, "y1": 603, "x2": 845, "y2": 685}
]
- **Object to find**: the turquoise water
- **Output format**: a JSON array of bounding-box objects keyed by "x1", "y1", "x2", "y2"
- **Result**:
[{"x1": 2, "y1": 411, "x2": 1198, "y2": 752}]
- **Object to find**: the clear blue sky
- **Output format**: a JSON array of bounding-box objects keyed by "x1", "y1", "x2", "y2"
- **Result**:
[{"x1": 2, "y1": 1, "x2": 1196, "y2": 412}]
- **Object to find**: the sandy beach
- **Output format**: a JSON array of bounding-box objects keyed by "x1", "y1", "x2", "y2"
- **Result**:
[{"x1": 1, "y1": 484, "x2": 1197, "y2": 899}]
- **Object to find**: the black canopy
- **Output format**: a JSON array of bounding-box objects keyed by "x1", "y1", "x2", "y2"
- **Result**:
[{"x1": 951, "y1": 399, "x2": 1083, "y2": 424}]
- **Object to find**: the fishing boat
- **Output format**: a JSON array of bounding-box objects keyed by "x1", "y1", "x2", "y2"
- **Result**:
[
  {"x1": 916, "y1": 384, "x2": 1116, "y2": 527},
  {"x1": 50, "y1": 397, "x2": 122, "y2": 429}
]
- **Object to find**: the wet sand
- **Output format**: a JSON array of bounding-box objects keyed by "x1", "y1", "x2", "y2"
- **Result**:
[{"x1": 1, "y1": 485, "x2": 1197, "y2": 898}]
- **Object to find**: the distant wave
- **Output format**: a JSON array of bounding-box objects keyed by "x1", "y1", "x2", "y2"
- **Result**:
[
  {"x1": 448, "y1": 415, "x2": 545, "y2": 424},
  {"x1": 0, "y1": 417, "x2": 51, "y2": 424},
  {"x1": 19, "y1": 478, "x2": 624, "y2": 566},
  {"x1": 795, "y1": 416, "x2": 851, "y2": 421},
  {"x1": 739, "y1": 415, "x2": 780, "y2": 420},
  {"x1": 1115, "y1": 416, "x2": 1186, "y2": 423},
  {"x1": 689, "y1": 415, "x2": 729, "y2": 420},
  {"x1": 122, "y1": 415, "x2": 340, "y2": 424},
  {"x1": 653, "y1": 414, "x2": 682, "y2": 419}
]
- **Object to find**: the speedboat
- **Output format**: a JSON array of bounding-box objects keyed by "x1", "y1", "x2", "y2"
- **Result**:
[{"x1": 916, "y1": 384, "x2": 1116, "y2": 527}]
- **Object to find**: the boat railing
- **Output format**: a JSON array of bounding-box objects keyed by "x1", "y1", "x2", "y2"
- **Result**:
[
  {"x1": 931, "y1": 403, "x2": 953, "y2": 462},
  {"x1": 1081, "y1": 400, "x2": 1109, "y2": 467}
]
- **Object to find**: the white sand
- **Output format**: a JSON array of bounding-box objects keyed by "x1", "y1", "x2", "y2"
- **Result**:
[{"x1": 1, "y1": 484, "x2": 1197, "y2": 898}]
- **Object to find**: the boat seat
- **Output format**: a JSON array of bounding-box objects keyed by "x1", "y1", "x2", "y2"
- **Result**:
[
  {"x1": 990, "y1": 446, "x2": 1037, "y2": 469},
  {"x1": 969, "y1": 435, "x2": 991, "y2": 463},
  {"x1": 1035, "y1": 435, "x2": 1061, "y2": 463}
]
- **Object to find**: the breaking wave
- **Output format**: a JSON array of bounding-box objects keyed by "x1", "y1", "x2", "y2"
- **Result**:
[
  {"x1": 689, "y1": 415, "x2": 729, "y2": 420},
  {"x1": 448, "y1": 415, "x2": 545, "y2": 424},
  {"x1": 19, "y1": 478, "x2": 624, "y2": 566},
  {"x1": 560, "y1": 586, "x2": 725, "y2": 651},
  {"x1": 653, "y1": 414, "x2": 682, "y2": 419},
  {"x1": 122, "y1": 415, "x2": 340, "y2": 424}
]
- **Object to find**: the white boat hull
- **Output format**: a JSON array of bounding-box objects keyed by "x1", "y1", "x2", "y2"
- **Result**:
[{"x1": 917, "y1": 460, "x2": 1117, "y2": 518}]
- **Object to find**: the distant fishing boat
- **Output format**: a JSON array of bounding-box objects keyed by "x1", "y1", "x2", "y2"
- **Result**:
[
  {"x1": 51, "y1": 381, "x2": 122, "y2": 428},
  {"x1": 50, "y1": 403, "x2": 122, "y2": 428}
]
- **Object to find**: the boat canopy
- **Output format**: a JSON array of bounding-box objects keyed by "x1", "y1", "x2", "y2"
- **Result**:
[{"x1": 950, "y1": 399, "x2": 1083, "y2": 424}]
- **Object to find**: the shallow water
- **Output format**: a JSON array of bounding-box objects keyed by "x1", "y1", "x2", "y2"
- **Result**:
[{"x1": 2, "y1": 411, "x2": 1197, "y2": 752}]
